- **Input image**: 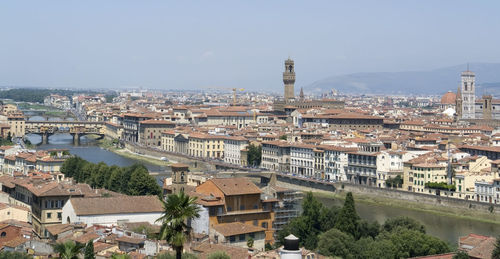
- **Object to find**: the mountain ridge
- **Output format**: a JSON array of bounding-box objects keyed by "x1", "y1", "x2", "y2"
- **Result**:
[{"x1": 304, "y1": 63, "x2": 500, "y2": 95}]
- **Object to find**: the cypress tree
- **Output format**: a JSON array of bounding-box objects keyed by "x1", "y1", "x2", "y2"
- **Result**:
[
  {"x1": 334, "y1": 192, "x2": 360, "y2": 236},
  {"x1": 84, "y1": 240, "x2": 95, "y2": 259}
]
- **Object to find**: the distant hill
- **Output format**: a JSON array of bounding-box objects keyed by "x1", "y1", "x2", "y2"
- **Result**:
[{"x1": 304, "y1": 63, "x2": 500, "y2": 95}]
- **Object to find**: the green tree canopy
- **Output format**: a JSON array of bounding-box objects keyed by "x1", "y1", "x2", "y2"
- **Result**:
[
  {"x1": 247, "y1": 144, "x2": 262, "y2": 166},
  {"x1": 335, "y1": 192, "x2": 359, "y2": 236},
  {"x1": 382, "y1": 216, "x2": 426, "y2": 234},
  {"x1": 452, "y1": 250, "x2": 470, "y2": 259},
  {"x1": 317, "y1": 228, "x2": 356, "y2": 259},
  {"x1": 84, "y1": 240, "x2": 95, "y2": 259},
  {"x1": 60, "y1": 158, "x2": 160, "y2": 196}
]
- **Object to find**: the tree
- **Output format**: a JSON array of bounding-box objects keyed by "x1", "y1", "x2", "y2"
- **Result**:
[
  {"x1": 335, "y1": 192, "x2": 359, "y2": 237},
  {"x1": 110, "y1": 254, "x2": 131, "y2": 259},
  {"x1": 207, "y1": 251, "x2": 230, "y2": 259},
  {"x1": 247, "y1": 144, "x2": 262, "y2": 166},
  {"x1": 53, "y1": 241, "x2": 85, "y2": 259},
  {"x1": 247, "y1": 237, "x2": 254, "y2": 248},
  {"x1": 452, "y1": 250, "x2": 470, "y2": 259},
  {"x1": 128, "y1": 166, "x2": 161, "y2": 196},
  {"x1": 0, "y1": 251, "x2": 32, "y2": 259},
  {"x1": 355, "y1": 237, "x2": 397, "y2": 259},
  {"x1": 382, "y1": 216, "x2": 426, "y2": 234},
  {"x1": 317, "y1": 228, "x2": 356, "y2": 258},
  {"x1": 357, "y1": 219, "x2": 380, "y2": 239},
  {"x1": 84, "y1": 240, "x2": 95, "y2": 259},
  {"x1": 385, "y1": 227, "x2": 450, "y2": 258},
  {"x1": 492, "y1": 235, "x2": 500, "y2": 259},
  {"x1": 386, "y1": 175, "x2": 403, "y2": 188},
  {"x1": 276, "y1": 192, "x2": 325, "y2": 249},
  {"x1": 156, "y1": 191, "x2": 201, "y2": 259},
  {"x1": 279, "y1": 134, "x2": 287, "y2": 140},
  {"x1": 107, "y1": 166, "x2": 125, "y2": 192}
]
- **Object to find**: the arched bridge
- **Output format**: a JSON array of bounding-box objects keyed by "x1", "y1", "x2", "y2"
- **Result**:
[{"x1": 25, "y1": 121, "x2": 105, "y2": 145}]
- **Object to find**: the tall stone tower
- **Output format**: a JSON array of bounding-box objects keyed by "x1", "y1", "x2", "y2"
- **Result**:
[
  {"x1": 461, "y1": 69, "x2": 476, "y2": 119},
  {"x1": 456, "y1": 86, "x2": 462, "y2": 119},
  {"x1": 171, "y1": 163, "x2": 189, "y2": 194},
  {"x1": 283, "y1": 58, "x2": 296, "y2": 102}
]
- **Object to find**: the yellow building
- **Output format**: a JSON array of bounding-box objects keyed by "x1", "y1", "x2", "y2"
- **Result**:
[
  {"x1": 0, "y1": 203, "x2": 30, "y2": 222},
  {"x1": 403, "y1": 153, "x2": 448, "y2": 193},
  {"x1": 454, "y1": 156, "x2": 494, "y2": 200},
  {"x1": 7, "y1": 115, "x2": 25, "y2": 138},
  {"x1": 188, "y1": 133, "x2": 225, "y2": 159}
]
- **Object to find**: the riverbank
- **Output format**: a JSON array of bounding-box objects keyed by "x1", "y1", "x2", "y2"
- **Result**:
[
  {"x1": 310, "y1": 189, "x2": 500, "y2": 226},
  {"x1": 97, "y1": 139, "x2": 172, "y2": 167}
]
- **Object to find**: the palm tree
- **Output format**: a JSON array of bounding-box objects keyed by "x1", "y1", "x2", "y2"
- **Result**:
[
  {"x1": 156, "y1": 191, "x2": 201, "y2": 259},
  {"x1": 53, "y1": 241, "x2": 85, "y2": 259}
]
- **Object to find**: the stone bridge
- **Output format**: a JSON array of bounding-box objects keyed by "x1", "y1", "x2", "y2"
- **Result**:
[{"x1": 25, "y1": 121, "x2": 105, "y2": 145}]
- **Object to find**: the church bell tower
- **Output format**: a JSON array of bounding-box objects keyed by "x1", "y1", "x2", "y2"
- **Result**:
[
  {"x1": 461, "y1": 68, "x2": 476, "y2": 119},
  {"x1": 283, "y1": 58, "x2": 296, "y2": 102}
]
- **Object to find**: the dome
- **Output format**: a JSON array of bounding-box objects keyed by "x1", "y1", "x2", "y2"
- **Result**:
[{"x1": 441, "y1": 91, "x2": 457, "y2": 104}]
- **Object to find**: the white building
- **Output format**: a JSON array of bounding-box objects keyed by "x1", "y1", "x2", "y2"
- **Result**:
[
  {"x1": 62, "y1": 196, "x2": 163, "y2": 226},
  {"x1": 290, "y1": 144, "x2": 315, "y2": 177},
  {"x1": 261, "y1": 141, "x2": 290, "y2": 173},
  {"x1": 211, "y1": 222, "x2": 266, "y2": 251},
  {"x1": 223, "y1": 136, "x2": 249, "y2": 166},
  {"x1": 323, "y1": 146, "x2": 352, "y2": 181}
]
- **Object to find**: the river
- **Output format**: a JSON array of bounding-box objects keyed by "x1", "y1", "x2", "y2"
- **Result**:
[{"x1": 24, "y1": 117, "x2": 499, "y2": 244}]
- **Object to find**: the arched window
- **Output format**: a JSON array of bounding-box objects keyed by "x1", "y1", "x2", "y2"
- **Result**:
[{"x1": 1, "y1": 232, "x2": 6, "y2": 237}]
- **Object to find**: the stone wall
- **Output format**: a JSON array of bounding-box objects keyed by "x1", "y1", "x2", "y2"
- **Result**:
[
  {"x1": 275, "y1": 175, "x2": 500, "y2": 214},
  {"x1": 124, "y1": 143, "x2": 215, "y2": 171},
  {"x1": 336, "y1": 182, "x2": 500, "y2": 213}
]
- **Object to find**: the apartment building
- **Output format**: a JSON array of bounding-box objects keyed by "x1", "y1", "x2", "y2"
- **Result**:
[
  {"x1": 188, "y1": 133, "x2": 225, "y2": 159},
  {"x1": 290, "y1": 144, "x2": 315, "y2": 177},
  {"x1": 192, "y1": 178, "x2": 276, "y2": 247},
  {"x1": 261, "y1": 141, "x2": 290, "y2": 173},
  {"x1": 223, "y1": 136, "x2": 249, "y2": 166},
  {"x1": 322, "y1": 145, "x2": 354, "y2": 181},
  {"x1": 402, "y1": 153, "x2": 448, "y2": 194},
  {"x1": 138, "y1": 120, "x2": 175, "y2": 147},
  {"x1": 122, "y1": 113, "x2": 157, "y2": 143}
]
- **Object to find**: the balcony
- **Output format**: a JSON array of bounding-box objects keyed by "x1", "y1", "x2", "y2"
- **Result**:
[{"x1": 217, "y1": 208, "x2": 270, "y2": 217}]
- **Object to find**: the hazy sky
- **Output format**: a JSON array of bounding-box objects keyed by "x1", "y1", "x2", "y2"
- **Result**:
[{"x1": 1, "y1": 1, "x2": 499, "y2": 92}]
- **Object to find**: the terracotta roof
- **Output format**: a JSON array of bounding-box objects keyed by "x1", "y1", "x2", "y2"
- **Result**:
[
  {"x1": 139, "y1": 119, "x2": 175, "y2": 125},
  {"x1": 459, "y1": 234, "x2": 496, "y2": 259},
  {"x1": 212, "y1": 222, "x2": 265, "y2": 236},
  {"x1": 72, "y1": 232, "x2": 100, "y2": 244},
  {"x1": 2, "y1": 236, "x2": 27, "y2": 248},
  {"x1": 69, "y1": 195, "x2": 163, "y2": 216},
  {"x1": 45, "y1": 224, "x2": 74, "y2": 236},
  {"x1": 209, "y1": 178, "x2": 262, "y2": 196},
  {"x1": 116, "y1": 236, "x2": 145, "y2": 244}
]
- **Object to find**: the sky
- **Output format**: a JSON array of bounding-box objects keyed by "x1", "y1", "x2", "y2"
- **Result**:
[{"x1": 1, "y1": 1, "x2": 499, "y2": 92}]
